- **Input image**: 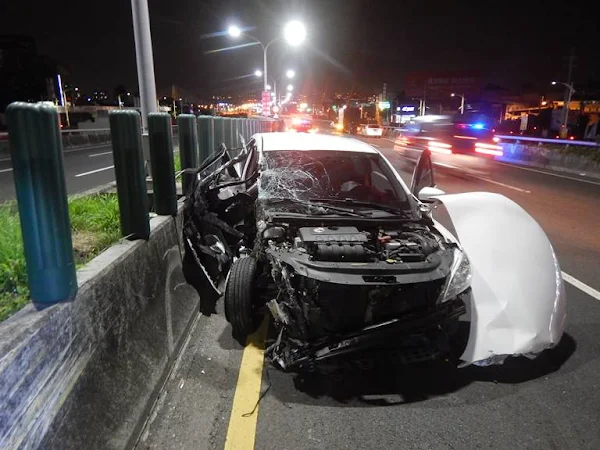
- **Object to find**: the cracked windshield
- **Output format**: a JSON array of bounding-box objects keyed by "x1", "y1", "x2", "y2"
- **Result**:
[
  {"x1": 0, "y1": 1, "x2": 599, "y2": 449},
  {"x1": 259, "y1": 150, "x2": 409, "y2": 211}
]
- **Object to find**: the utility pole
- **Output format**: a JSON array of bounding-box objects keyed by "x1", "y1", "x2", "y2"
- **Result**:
[{"x1": 561, "y1": 47, "x2": 576, "y2": 138}]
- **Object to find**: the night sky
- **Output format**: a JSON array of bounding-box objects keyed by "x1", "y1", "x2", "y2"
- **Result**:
[{"x1": 1, "y1": 0, "x2": 598, "y2": 98}]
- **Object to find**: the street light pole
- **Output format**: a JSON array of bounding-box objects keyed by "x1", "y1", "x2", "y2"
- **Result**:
[
  {"x1": 229, "y1": 21, "x2": 305, "y2": 115},
  {"x1": 241, "y1": 35, "x2": 280, "y2": 114},
  {"x1": 131, "y1": 0, "x2": 158, "y2": 133},
  {"x1": 263, "y1": 45, "x2": 268, "y2": 92},
  {"x1": 451, "y1": 93, "x2": 465, "y2": 115}
]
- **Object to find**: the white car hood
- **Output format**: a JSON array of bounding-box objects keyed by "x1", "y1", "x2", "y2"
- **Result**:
[{"x1": 435, "y1": 192, "x2": 566, "y2": 366}]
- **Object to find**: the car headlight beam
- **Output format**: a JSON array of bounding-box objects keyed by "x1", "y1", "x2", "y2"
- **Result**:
[{"x1": 440, "y1": 248, "x2": 472, "y2": 302}]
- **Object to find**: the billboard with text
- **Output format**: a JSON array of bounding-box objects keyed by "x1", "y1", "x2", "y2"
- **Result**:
[{"x1": 404, "y1": 71, "x2": 482, "y2": 100}]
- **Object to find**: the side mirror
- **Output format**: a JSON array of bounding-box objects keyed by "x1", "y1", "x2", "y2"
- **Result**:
[
  {"x1": 418, "y1": 186, "x2": 445, "y2": 202},
  {"x1": 410, "y1": 148, "x2": 435, "y2": 195}
]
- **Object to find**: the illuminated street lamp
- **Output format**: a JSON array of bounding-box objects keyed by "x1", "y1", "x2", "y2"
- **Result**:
[
  {"x1": 283, "y1": 20, "x2": 306, "y2": 47},
  {"x1": 254, "y1": 69, "x2": 263, "y2": 77},
  {"x1": 286, "y1": 69, "x2": 296, "y2": 79},
  {"x1": 228, "y1": 20, "x2": 306, "y2": 97},
  {"x1": 287, "y1": 84, "x2": 294, "y2": 92},
  {"x1": 552, "y1": 81, "x2": 576, "y2": 138},
  {"x1": 227, "y1": 25, "x2": 242, "y2": 37},
  {"x1": 451, "y1": 93, "x2": 465, "y2": 115}
]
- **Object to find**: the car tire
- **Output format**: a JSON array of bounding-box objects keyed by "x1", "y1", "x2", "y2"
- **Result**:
[{"x1": 224, "y1": 256, "x2": 260, "y2": 339}]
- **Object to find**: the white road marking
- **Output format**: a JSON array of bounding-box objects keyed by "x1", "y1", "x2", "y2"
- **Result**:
[
  {"x1": 495, "y1": 161, "x2": 600, "y2": 186},
  {"x1": 0, "y1": 167, "x2": 13, "y2": 173},
  {"x1": 75, "y1": 165, "x2": 114, "y2": 177},
  {"x1": 63, "y1": 144, "x2": 112, "y2": 155},
  {"x1": 477, "y1": 177, "x2": 531, "y2": 193},
  {"x1": 562, "y1": 272, "x2": 600, "y2": 301},
  {"x1": 429, "y1": 161, "x2": 532, "y2": 193},
  {"x1": 434, "y1": 162, "x2": 459, "y2": 169},
  {"x1": 89, "y1": 151, "x2": 112, "y2": 158}
]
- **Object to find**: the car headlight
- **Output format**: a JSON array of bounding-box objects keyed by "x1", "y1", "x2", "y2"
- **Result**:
[{"x1": 439, "y1": 248, "x2": 472, "y2": 302}]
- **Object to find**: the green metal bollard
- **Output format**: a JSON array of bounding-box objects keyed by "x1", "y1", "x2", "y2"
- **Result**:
[
  {"x1": 109, "y1": 110, "x2": 150, "y2": 239},
  {"x1": 229, "y1": 117, "x2": 236, "y2": 148},
  {"x1": 235, "y1": 117, "x2": 246, "y2": 147},
  {"x1": 232, "y1": 118, "x2": 238, "y2": 147},
  {"x1": 177, "y1": 114, "x2": 198, "y2": 196},
  {"x1": 231, "y1": 118, "x2": 238, "y2": 147},
  {"x1": 6, "y1": 102, "x2": 77, "y2": 308},
  {"x1": 223, "y1": 117, "x2": 232, "y2": 148},
  {"x1": 213, "y1": 116, "x2": 224, "y2": 150},
  {"x1": 197, "y1": 116, "x2": 214, "y2": 163},
  {"x1": 148, "y1": 113, "x2": 177, "y2": 215},
  {"x1": 207, "y1": 116, "x2": 215, "y2": 153},
  {"x1": 237, "y1": 118, "x2": 243, "y2": 145},
  {"x1": 242, "y1": 118, "x2": 249, "y2": 138}
]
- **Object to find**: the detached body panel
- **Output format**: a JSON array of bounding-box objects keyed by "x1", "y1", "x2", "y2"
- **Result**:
[{"x1": 435, "y1": 192, "x2": 566, "y2": 366}]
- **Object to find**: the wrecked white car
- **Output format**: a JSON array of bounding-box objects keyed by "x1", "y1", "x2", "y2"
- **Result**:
[{"x1": 181, "y1": 132, "x2": 566, "y2": 371}]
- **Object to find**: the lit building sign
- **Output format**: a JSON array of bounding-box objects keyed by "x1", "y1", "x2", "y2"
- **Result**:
[{"x1": 398, "y1": 106, "x2": 415, "y2": 112}]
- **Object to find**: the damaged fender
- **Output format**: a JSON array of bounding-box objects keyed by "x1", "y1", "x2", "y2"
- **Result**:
[{"x1": 435, "y1": 192, "x2": 566, "y2": 366}]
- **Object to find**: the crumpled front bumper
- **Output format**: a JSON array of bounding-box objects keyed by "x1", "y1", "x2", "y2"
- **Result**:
[{"x1": 268, "y1": 295, "x2": 467, "y2": 371}]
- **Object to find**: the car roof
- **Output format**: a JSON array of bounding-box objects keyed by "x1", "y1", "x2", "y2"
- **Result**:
[{"x1": 256, "y1": 132, "x2": 378, "y2": 154}]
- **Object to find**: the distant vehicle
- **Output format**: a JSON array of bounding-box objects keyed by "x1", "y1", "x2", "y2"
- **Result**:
[
  {"x1": 359, "y1": 123, "x2": 383, "y2": 138},
  {"x1": 395, "y1": 114, "x2": 502, "y2": 177},
  {"x1": 339, "y1": 106, "x2": 361, "y2": 134},
  {"x1": 287, "y1": 116, "x2": 318, "y2": 133}
]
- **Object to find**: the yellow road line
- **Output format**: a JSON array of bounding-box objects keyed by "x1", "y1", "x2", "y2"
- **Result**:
[{"x1": 224, "y1": 317, "x2": 269, "y2": 450}]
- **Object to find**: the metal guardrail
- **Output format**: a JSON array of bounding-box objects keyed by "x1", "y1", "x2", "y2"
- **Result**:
[
  {"x1": 0, "y1": 126, "x2": 184, "y2": 157},
  {"x1": 0, "y1": 128, "x2": 114, "y2": 153},
  {"x1": 495, "y1": 135, "x2": 600, "y2": 147},
  {"x1": 376, "y1": 126, "x2": 600, "y2": 148}
]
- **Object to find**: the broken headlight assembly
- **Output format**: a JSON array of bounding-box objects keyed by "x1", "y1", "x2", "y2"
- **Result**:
[{"x1": 439, "y1": 248, "x2": 472, "y2": 302}]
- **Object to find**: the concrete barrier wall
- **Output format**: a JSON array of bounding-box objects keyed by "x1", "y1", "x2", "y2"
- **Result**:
[{"x1": 0, "y1": 201, "x2": 200, "y2": 450}]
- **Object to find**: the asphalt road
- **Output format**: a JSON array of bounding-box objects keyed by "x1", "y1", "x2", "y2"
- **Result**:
[
  {"x1": 136, "y1": 133, "x2": 600, "y2": 450},
  {"x1": 0, "y1": 144, "x2": 117, "y2": 202}
]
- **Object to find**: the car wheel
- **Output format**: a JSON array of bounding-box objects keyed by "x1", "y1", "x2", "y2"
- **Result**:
[{"x1": 224, "y1": 256, "x2": 260, "y2": 339}]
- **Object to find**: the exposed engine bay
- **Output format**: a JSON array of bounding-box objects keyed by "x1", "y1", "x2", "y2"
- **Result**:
[{"x1": 251, "y1": 214, "x2": 467, "y2": 371}]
